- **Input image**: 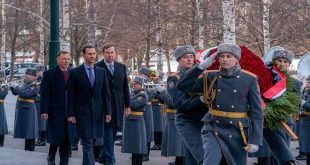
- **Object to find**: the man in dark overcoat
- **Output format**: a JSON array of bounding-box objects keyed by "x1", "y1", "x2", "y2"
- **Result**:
[
  {"x1": 68, "y1": 45, "x2": 111, "y2": 165},
  {"x1": 41, "y1": 51, "x2": 72, "y2": 165},
  {"x1": 96, "y1": 43, "x2": 131, "y2": 165}
]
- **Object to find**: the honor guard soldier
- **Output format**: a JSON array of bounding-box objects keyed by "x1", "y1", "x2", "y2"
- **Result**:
[
  {"x1": 34, "y1": 65, "x2": 47, "y2": 146},
  {"x1": 122, "y1": 76, "x2": 148, "y2": 165},
  {"x1": 138, "y1": 67, "x2": 155, "y2": 161},
  {"x1": 177, "y1": 43, "x2": 264, "y2": 165},
  {"x1": 262, "y1": 49, "x2": 301, "y2": 165},
  {"x1": 0, "y1": 70, "x2": 8, "y2": 147},
  {"x1": 10, "y1": 68, "x2": 39, "y2": 151},
  {"x1": 150, "y1": 72, "x2": 164, "y2": 151},
  {"x1": 156, "y1": 85, "x2": 185, "y2": 165},
  {"x1": 173, "y1": 45, "x2": 206, "y2": 165},
  {"x1": 300, "y1": 75, "x2": 310, "y2": 164}
]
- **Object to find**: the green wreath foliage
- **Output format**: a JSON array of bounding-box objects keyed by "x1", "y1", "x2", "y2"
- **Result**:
[{"x1": 264, "y1": 72, "x2": 300, "y2": 129}]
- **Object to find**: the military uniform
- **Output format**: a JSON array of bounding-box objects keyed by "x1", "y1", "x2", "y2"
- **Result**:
[
  {"x1": 11, "y1": 78, "x2": 39, "y2": 151},
  {"x1": 300, "y1": 86, "x2": 310, "y2": 163},
  {"x1": 158, "y1": 89, "x2": 184, "y2": 158},
  {"x1": 122, "y1": 79, "x2": 148, "y2": 165},
  {"x1": 0, "y1": 81, "x2": 8, "y2": 147},
  {"x1": 169, "y1": 69, "x2": 207, "y2": 165},
  {"x1": 144, "y1": 89, "x2": 155, "y2": 143},
  {"x1": 151, "y1": 93, "x2": 164, "y2": 150},
  {"x1": 34, "y1": 75, "x2": 47, "y2": 146},
  {"x1": 177, "y1": 65, "x2": 263, "y2": 165}
]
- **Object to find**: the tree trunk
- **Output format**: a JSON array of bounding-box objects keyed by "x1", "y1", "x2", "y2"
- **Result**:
[
  {"x1": 222, "y1": 0, "x2": 236, "y2": 44},
  {"x1": 263, "y1": 0, "x2": 271, "y2": 54},
  {"x1": 1, "y1": 0, "x2": 6, "y2": 69},
  {"x1": 196, "y1": 0, "x2": 205, "y2": 49},
  {"x1": 155, "y1": 0, "x2": 163, "y2": 73},
  {"x1": 144, "y1": 0, "x2": 151, "y2": 68},
  {"x1": 60, "y1": 0, "x2": 71, "y2": 52},
  {"x1": 39, "y1": 0, "x2": 44, "y2": 64},
  {"x1": 86, "y1": 0, "x2": 97, "y2": 46}
]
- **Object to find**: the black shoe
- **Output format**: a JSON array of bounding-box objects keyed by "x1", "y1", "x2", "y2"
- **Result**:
[
  {"x1": 47, "y1": 158, "x2": 55, "y2": 165},
  {"x1": 59, "y1": 158, "x2": 69, "y2": 165},
  {"x1": 115, "y1": 141, "x2": 122, "y2": 146},
  {"x1": 295, "y1": 154, "x2": 306, "y2": 160},
  {"x1": 71, "y1": 145, "x2": 78, "y2": 151},
  {"x1": 168, "y1": 162, "x2": 175, "y2": 165},
  {"x1": 35, "y1": 141, "x2": 46, "y2": 146},
  {"x1": 151, "y1": 144, "x2": 161, "y2": 150},
  {"x1": 143, "y1": 155, "x2": 149, "y2": 161}
]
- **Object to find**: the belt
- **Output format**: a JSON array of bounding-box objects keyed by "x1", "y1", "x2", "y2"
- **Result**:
[
  {"x1": 147, "y1": 102, "x2": 152, "y2": 105},
  {"x1": 208, "y1": 109, "x2": 248, "y2": 118},
  {"x1": 17, "y1": 98, "x2": 35, "y2": 104},
  {"x1": 0, "y1": 99, "x2": 4, "y2": 103},
  {"x1": 166, "y1": 109, "x2": 176, "y2": 113},
  {"x1": 152, "y1": 99, "x2": 159, "y2": 102},
  {"x1": 303, "y1": 111, "x2": 310, "y2": 115},
  {"x1": 129, "y1": 111, "x2": 143, "y2": 116}
]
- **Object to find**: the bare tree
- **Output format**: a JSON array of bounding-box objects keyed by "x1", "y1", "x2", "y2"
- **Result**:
[
  {"x1": 1, "y1": 0, "x2": 6, "y2": 69},
  {"x1": 196, "y1": 0, "x2": 205, "y2": 48},
  {"x1": 263, "y1": 0, "x2": 271, "y2": 54},
  {"x1": 59, "y1": 0, "x2": 71, "y2": 52},
  {"x1": 222, "y1": 0, "x2": 236, "y2": 44}
]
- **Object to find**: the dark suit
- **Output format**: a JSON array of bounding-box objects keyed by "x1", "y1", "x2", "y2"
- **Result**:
[
  {"x1": 96, "y1": 60, "x2": 130, "y2": 164},
  {"x1": 67, "y1": 64, "x2": 111, "y2": 165},
  {"x1": 40, "y1": 66, "x2": 71, "y2": 162}
]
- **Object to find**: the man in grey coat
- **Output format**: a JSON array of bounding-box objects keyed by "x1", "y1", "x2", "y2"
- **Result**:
[
  {"x1": 177, "y1": 43, "x2": 263, "y2": 165},
  {"x1": 11, "y1": 68, "x2": 39, "y2": 151},
  {"x1": 0, "y1": 70, "x2": 8, "y2": 147}
]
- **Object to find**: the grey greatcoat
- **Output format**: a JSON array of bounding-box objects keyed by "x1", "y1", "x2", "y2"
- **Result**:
[
  {"x1": 12, "y1": 81, "x2": 39, "y2": 139},
  {"x1": 35, "y1": 77, "x2": 46, "y2": 131},
  {"x1": 177, "y1": 66, "x2": 263, "y2": 165},
  {"x1": 159, "y1": 89, "x2": 184, "y2": 157},
  {"x1": 122, "y1": 89, "x2": 147, "y2": 154},
  {"x1": 152, "y1": 94, "x2": 164, "y2": 132},
  {"x1": 0, "y1": 85, "x2": 8, "y2": 135},
  {"x1": 300, "y1": 88, "x2": 310, "y2": 152},
  {"x1": 144, "y1": 89, "x2": 155, "y2": 142}
]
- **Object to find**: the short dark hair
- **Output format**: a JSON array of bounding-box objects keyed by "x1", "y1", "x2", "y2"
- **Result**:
[
  {"x1": 57, "y1": 51, "x2": 70, "y2": 57},
  {"x1": 82, "y1": 44, "x2": 96, "y2": 54},
  {"x1": 102, "y1": 43, "x2": 117, "y2": 52}
]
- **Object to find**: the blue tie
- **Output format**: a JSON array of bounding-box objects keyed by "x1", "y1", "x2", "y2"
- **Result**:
[
  {"x1": 88, "y1": 68, "x2": 94, "y2": 87},
  {"x1": 109, "y1": 64, "x2": 114, "y2": 75}
]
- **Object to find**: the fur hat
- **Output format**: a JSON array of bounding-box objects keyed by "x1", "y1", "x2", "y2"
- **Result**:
[
  {"x1": 272, "y1": 49, "x2": 293, "y2": 63},
  {"x1": 216, "y1": 43, "x2": 241, "y2": 59},
  {"x1": 174, "y1": 45, "x2": 196, "y2": 61},
  {"x1": 139, "y1": 67, "x2": 152, "y2": 77},
  {"x1": 25, "y1": 68, "x2": 37, "y2": 77},
  {"x1": 133, "y1": 76, "x2": 146, "y2": 85}
]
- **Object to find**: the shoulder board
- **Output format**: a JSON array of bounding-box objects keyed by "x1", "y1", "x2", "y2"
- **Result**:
[
  {"x1": 241, "y1": 69, "x2": 257, "y2": 78},
  {"x1": 206, "y1": 70, "x2": 219, "y2": 73}
]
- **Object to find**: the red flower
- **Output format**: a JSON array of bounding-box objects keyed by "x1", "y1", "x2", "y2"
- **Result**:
[{"x1": 199, "y1": 46, "x2": 274, "y2": 95}]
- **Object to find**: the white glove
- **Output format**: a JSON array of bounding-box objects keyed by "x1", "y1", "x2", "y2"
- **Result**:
[
  {"x1": 10, "y1": 82, "x2": 18, "y2": 88},
  {"x1": 198, "y1": 52, "x2": 217, "y2": 70},
  {"x1": 155, "y1": 86, "x2": 165, "y2": 93},
  {"x1": 301, "y1": 99, "x2": 306, "y2": 106},
  {"x1": 245, "y1": 144, "x2": 259, "y2": 153}
]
